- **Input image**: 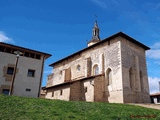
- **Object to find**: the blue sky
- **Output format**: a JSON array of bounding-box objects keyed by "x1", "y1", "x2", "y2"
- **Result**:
[{"x1": 0, "y1": 0, "x2": 160, "y2": 93}]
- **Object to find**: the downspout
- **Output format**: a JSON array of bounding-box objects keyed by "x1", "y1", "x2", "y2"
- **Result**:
[{"x1": 38, "y1": 54, "x2": 45, "y2": 98}]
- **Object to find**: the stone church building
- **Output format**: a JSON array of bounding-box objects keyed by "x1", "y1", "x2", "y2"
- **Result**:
[{"x1": 45, "y1": 21, "x2": 150, "y2": 103}]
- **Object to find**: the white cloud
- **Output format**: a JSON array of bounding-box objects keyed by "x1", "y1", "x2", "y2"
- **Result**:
[
  {"x1": 90, "y1": 0, "x2": 107, "y2": 9},
  {"x1": 146, "y1": 41, "x2": 160, "y2": 59},
  {"x1": 151, "y1": 41, "x2": 160, "y2": 49},
  {"x1": 43, "y1": 69, "x2": 53, "y2": 74},
  {"x1": 148, "y1": 77, "x2": 160, "y2": 94},
  {"x1": 146, "y1": 50, "x2": 160, "y2": 59},
  {"x1": 0, "y1": 31, "x2": 14, "y2": 43}
]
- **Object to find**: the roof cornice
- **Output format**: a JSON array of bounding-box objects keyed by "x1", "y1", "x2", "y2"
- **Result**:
[
  {"x1": 0, "y1": 42, "x2": 51, "y2": 59},
  {"x1": 49, "y1": 32, "x2": 150, "y2": 66}
]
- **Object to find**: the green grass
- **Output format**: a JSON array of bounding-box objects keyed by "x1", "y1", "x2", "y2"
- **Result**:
[{"x1": 0, "y1": 95, "x2": 159, "y2": 120}]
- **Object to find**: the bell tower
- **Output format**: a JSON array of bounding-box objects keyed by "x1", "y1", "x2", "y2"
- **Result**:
[{"x1": 88, "y1": 21, "x2": 101, "y2": 47}]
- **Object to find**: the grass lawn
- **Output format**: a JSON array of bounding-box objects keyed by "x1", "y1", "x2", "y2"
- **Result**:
[{"x1": 0, "y1": 95, "x2": 159, "y2": 120}]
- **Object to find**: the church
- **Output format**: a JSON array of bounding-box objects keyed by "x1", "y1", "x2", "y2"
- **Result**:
[{"x1": 45, "y1": 21, "x2": 150, "y2": 103}]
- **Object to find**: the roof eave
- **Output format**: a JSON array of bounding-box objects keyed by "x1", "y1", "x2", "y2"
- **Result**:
[
  {"x1": 0, "y1": 42, "x2": 52, "y2": 59},
  {"x1": 49, "y1": 32, "x2": 150, "y2": 66}
]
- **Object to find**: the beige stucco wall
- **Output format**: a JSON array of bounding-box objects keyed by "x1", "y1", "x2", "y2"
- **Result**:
[
  {"x1": 46, "y1": 86, "x2": 70, "y2": 101},
  {"x1": 0, "y1": 51, "x2": 44, "y2": 98},
  {"x1": 83, "y1": 80, "x2": 94, "y2": 102},
  {"x1": 46, "y1": 78, "x2": 95, "y2": 102}
]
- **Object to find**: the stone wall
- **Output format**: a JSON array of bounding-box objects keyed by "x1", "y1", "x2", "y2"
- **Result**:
[
  {"x1": 45, "y1": 84, "x2": 70, "y2": 101},
  {"x1": 70, "y1": 81, "x2": 83, "y2": 101},
  {"x1": 46, "y1": 76, "x2": 102, "y2": 102},
  {"x1": 120, "y1": 37, "x2": 150, "y2": 103},
  {"x1": 46, "y1": 36, "x2": 124, "y2": 103},
  {"x1": 94, "y1": 75, "x2": 104, "y2": 102}
]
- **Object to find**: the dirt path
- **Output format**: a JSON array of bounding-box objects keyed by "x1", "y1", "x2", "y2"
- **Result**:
[{"x1": 129, "y1": 104, "x2": 160, "y2": 110}]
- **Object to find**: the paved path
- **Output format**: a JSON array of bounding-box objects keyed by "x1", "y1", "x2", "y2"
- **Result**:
[{"x1": 129, "y1": 104, "x2": 160, "y2": 110}]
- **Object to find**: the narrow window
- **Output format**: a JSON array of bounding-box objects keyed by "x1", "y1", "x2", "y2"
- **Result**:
[
  {"x1": 7, "y1": 67, "x2": 14, "y2": 75},
  {"x1": 93, "y1": 64, "x2": 99, "y2": 75},
  {"x1": 28, "y1": 70, "x2": 35, "y2": 77},
  {"x1": 26, "y1": 88, "x2": 31, "y2": 92},
  {"x1": 60, "y1": 70, "x2": 62, "y2": 75},
  {"x1": 60, "y1": 90, "x2": 63, "y2": 95},
  {"x1": 77, "y1": 65, "x2": 81, "y2": 71},
  {"x1": 2, "y1": 89, "x2": 10, "y2": 95},
  {"x1": 84, "y1": 87, "x2": 87, "y2": 93},
  {"x1": 107, "y1": 68, "x2": 112, "y2": 85},
  {"x1": 108, "y1": 40, "x2": 110, "y2": 45},
  {"x1": 52, "y1": 91, "x2": 54, "y2": 97}
]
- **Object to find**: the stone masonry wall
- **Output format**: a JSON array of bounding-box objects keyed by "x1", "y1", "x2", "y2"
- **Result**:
[
  {"x1": 46, "y1": 36, "x2": 124, "y2": 103},
  {"x1": 120, "y1": 37, "x2": 150, "y2": 103}
]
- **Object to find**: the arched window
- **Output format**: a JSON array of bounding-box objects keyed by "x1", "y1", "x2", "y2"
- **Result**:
[
  {"x1": 129, "y1": 67, "x2": 134, "y2": 90},
  {"x1": 93, "y1": 64, "x2": 99, "y2": 75},
  {"x1": 59, "y1": 70, "x2": 62, "y2": 75},
  {"x1": 106, "y1": 68, "x2": 112, "y2": 85},
  {"x1": 77, "y1": 65, "x2": 81, "y2": 71}
]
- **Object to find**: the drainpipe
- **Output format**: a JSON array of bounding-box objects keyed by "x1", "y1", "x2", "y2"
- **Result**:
[{"x1": 38, "y1": 55, "x2": 45, "y2": 98}]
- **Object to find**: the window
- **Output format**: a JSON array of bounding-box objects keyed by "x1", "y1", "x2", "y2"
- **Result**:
[
  {"x1": 59, "y1": 71, "x2": 62, "y2": 75},
  {"x1": 0, "y1": 46, "x2": 5, "y2": 52},
  {"x1": 77, "y1": 65, "x2": 81, "y2": 71},
  {"x1": 2, "y1": 89, "x2": 10, "y2": 95},
  {"x1": 84, "y1": 87, "x2": 87, "y2": 93},
  {"x1": 28, "y1": 70, "x2": 35, "y2": 77},
  {"x1": 36, "y1": 54, "x2": 41, "y2": 59},
  {"x1": 26, "y1": 88, "x2": 31, "y2": 92},
  {"x1": 30, "y1": 53, "x2": 35, "y2": 58},
  {"x1": 52, "y1": 91, "x2": 54, "y2": 97},
  {"x1": 60, "y1": 90, "x2": 63, "y2": 95},
  {"x1": 93, "y1": 64, "x2": 99, "y2": 75},
  {"x1": 5, "y1": 48, "x2": 12, "y2": 53},
  {"x1": 106, "y1": 68, "x2": 112, "y2": 85},
  {"x1": 7, "y1": 67, "x2": 14, "y2": 75},
  {"x1": 24, "y1": 52, "x2": 29, "y2": 57},
  {"x1": 108, "y1": 40, "x2": 110, "y2": 45}
]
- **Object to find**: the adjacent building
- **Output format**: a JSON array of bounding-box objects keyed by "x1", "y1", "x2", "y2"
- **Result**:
[
  {"x1": 45, "y1": 21, "x2": 150, "y2": 103},
  {"x1": 150, "y1": 92, "x2": 160, "y2": 104},
  {"x1": 0, "y1": 42, "x2": 51, "y2": 97}
]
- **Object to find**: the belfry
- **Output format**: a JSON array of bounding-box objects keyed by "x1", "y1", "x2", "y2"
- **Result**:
[{"x1": 88, "y1": 21, "x2": 101, "y2": 46}]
